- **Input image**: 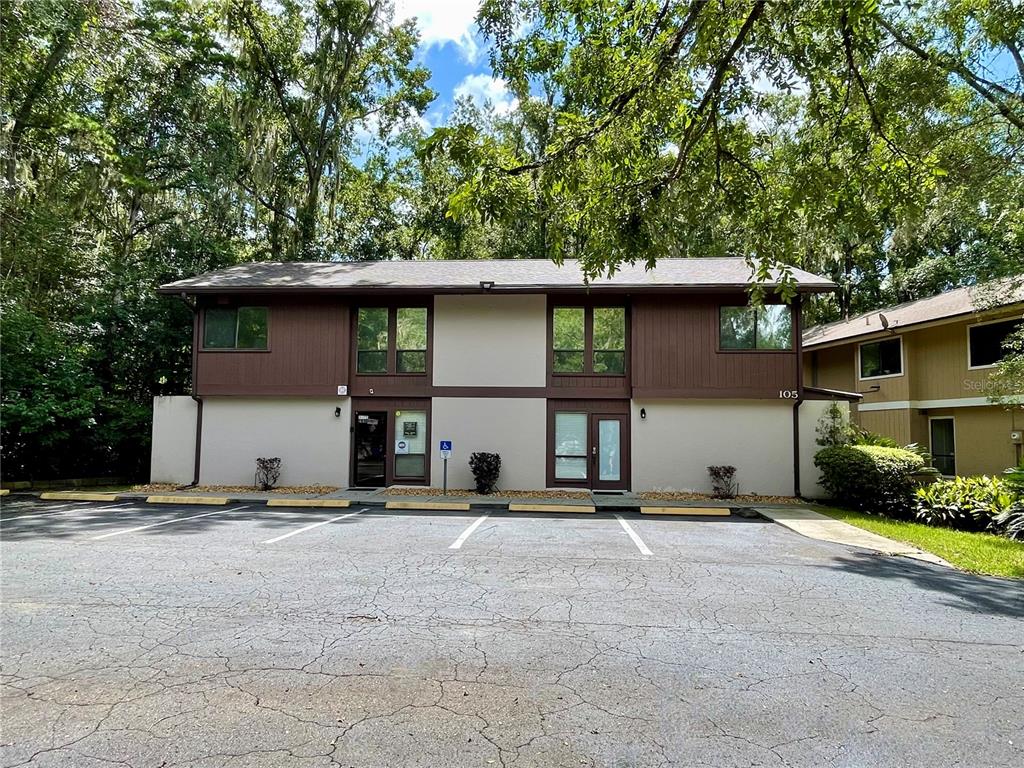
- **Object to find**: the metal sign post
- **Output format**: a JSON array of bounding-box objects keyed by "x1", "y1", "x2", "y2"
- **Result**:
[{"x1": 439, "y1": 441, "x2": 453, "y2": 495}]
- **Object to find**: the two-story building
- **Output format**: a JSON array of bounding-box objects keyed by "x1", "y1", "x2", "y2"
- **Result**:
[
  {"x1": 151, "y1": 259, "x2": 850, "y2": 497},
  {"x1": 804, "y1": 281, "x2": 1024, "y2": 476}
]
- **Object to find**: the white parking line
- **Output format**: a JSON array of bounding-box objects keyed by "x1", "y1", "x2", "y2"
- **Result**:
[
  {"x1": 262, "y1": 508, "x2": 367, "y2": 544},
  {"x1": 0, "y1": 502, "x2": 134, "y2": 522},
  {"x1": 91, "y1": 505, "x2": 249, "y2": 540},
  {"x1": 449, "y1": 514, "x2": 490, "y2": 550},
  {"x1": 615, "y1": 515, "x2": 653, "y2": 556}
]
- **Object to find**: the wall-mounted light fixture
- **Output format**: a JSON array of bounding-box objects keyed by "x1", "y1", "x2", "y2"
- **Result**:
[
  {"x1": 640, "y1": 408, "x2": 646, "y2": 420},
  {"x1": 334, "y1": 407, "x2": 341, "y2": 418}
]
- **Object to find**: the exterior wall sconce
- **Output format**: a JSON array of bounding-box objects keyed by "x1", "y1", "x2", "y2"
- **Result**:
[
  {"x1": 334, "y1": 407, "x2": 341, "y2": 418},
  {"x1": 640, "y1": 408, "x2": 646, "y2": 420}
]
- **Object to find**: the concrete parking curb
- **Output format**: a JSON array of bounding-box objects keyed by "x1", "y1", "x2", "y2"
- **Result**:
[
  {"x1": 0, "y1": 489, "x2": 10, "y2": 496},
  {"x1": 146, "y1": 495, "x2": 231, "y2": 505},
  {"x1": 640, "y1": 506, "x2": 730, "y2": 516},
  {"x1": 385, "y1": 500, "x2": 472, "y2": 511},
  {"x1": 39, "y1": 492, "x2": 120, "y2": 502},
  {"x1": 508, "y1": 503, "x2": 597, "y2": 513},
  {"x1": 266, "y1": 499, "x2": 351, "y2": 508}
]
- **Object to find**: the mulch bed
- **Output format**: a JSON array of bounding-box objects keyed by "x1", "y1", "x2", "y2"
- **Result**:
[
  {"x1": 131, "y1": 484, "x2": 341, "y2": 496},
  {"x1": 639, "y1": 491, "x2": 798, "y2": 504},
  {"x1": 382, "y1": 487, "x2": 592, "y2": 500}
]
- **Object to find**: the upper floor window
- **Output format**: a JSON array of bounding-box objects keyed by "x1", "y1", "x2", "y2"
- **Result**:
[
  {"x1": 719, "y1": 305, "x2": 792, "y2": 350},
  {"x1": 859, "y1": 337, "x2": 902, "y2": 379},
  {"x1": 356, "y1": 306, "x2": 428, "y2": 374},
  {"x1": 968, "y1": 318, "x2": 1021, "y2": 369},
  {"x1": 203, "y1": 307, "x2": 268, "y2": 350},
  {"x1": 552, "y1": 305, "x2": 626, "y2": 375}
]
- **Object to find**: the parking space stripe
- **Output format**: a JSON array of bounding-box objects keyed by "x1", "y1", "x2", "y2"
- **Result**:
[
  {"x1": 449, "y1": 514, "x2": 489, "y2": 550},
  {"x1": 1, "y1": 501, "x2": 136, "y2": 522},
  {"x1": 91, "y1": 505, "x2": 249, "y2": 540},
  {"x1": 261, "y1": 508, "x2": 367, "y2": 544},
  {"x1": 615, "y1": 515, "x2": 653, "y2": 556}
]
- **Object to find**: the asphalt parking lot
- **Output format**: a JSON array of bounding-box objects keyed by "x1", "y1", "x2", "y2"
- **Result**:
[{"x1": 1, "y1": 498, "x2": 1022, "y2": 768}]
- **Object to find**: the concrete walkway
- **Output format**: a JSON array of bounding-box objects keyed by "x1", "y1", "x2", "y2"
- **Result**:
[{"x1": 757, "y1": 507, "x2": 951, "y2": 567}]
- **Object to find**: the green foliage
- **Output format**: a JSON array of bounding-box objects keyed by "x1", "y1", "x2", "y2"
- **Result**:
[
  {"x1": 814, "y1": 444, "x2": 926, "y2": 517},
  {"x1": 468, "y1": 452, "x2": 502, "y2": 495},
  {"x1": 915, "y1": 475, "x2": 1015, "y2": 532},
  {"x1": 815, "y1": 402, "x2": 852, "y2": 447}
]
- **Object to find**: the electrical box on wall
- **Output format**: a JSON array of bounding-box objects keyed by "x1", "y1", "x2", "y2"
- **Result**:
[
  {"x1": 337, "y1": 385, "x2": 348, "y2": 396},
  {"x1": 1011, "y1": 430, "x2": 1023, "y2": 445}
]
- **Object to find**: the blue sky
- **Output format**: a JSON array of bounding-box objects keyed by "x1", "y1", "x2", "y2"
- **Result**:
[{"x1": 394, "y1": 1, "x2": 518, "y2": 129}]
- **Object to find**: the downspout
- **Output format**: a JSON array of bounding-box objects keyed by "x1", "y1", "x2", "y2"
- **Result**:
[
  {"x1": 176, "y1": 292, "x2": 203, "y2": 490},
  {"x1": 792, "y1": 294, "x2": 805, "y2": 499}
]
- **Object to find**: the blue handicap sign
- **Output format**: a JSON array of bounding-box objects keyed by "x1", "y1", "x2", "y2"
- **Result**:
[{"x1": 439, "y1": 440, "x2": 452, "y2": 451}]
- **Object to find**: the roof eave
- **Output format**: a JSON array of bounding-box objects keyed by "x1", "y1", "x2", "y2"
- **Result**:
[{"x1": 156, "y1": 282, "x2": 837, "y2": 296}]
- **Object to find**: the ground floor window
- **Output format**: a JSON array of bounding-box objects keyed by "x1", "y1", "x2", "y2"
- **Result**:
[
  {"x1": 554, "y1": 412, "x2": 588, "y2": 480},
  {"x1": 929, "y1": 417, "x2": 955, "y2": 476},
  {"x1": 394, "y1": 410, "x2": 427, "y2": 478}
]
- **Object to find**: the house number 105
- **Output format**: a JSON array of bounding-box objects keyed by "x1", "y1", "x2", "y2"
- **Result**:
[{"x1": 778, "y1": 389, "x2": 799, "y2": 399}]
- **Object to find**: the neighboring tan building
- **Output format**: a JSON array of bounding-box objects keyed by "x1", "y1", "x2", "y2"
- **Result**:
[
  {"x1": 803, "y1": 281, "x2": 1024, "y2": 476},
  {"x1": 150, "y1": 259, "x2": 851, "y2": 497}
]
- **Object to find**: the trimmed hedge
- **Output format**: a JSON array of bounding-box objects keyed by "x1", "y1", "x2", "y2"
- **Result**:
[{"x1": 814, "y1": 445, "x2": 925, "y2": 517}]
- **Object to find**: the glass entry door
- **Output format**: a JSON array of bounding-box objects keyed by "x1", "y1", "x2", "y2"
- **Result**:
[
  {"x1": 353, "y1": 411, "x2": 387, "y2": 487},
  {"x1": 591, "y1": 414, "x2": 626, "y2": 491}
]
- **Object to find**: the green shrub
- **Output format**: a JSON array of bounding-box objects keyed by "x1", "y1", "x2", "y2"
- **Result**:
[
  {"x1": 914, "y1": 475, "x2": 1012, "y2": 532},
  {"x1": 814, "y1": 445, "x2": 925, "y2": 517},
  {"x1": 468, "y1": 452, "x2": 501, "y2": 494},
  {"x1": 993, "y1": 464, "x2": 1024, "y2": 540}
]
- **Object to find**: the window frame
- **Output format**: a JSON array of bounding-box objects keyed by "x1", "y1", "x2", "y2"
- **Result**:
[
  {"x1": 857, "y1": 336, "x2": 904, "y2": 381},
  {"x1": 548, "y1": 300, "x2": 629, "y2": 377},
  {"x1": 928, "y1": 416, "x2": 956, "y2": 477},
  {"x1": 716, "y1": 303, "x2": 795, "y2": 353},
  {"x1": 966, "y1": 316, "x2": 1022, "y2": 370},
  {"x1": 200, "y1": 306, "x2": 270, "y2": 352},
  {"x1": 353, "y1": 303, "x2": 432, "y2": 377}
]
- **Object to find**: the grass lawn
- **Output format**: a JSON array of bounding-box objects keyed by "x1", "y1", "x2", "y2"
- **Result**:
[{"x1": 816, "y1": 506, "x2": 1024, "y2": 579}]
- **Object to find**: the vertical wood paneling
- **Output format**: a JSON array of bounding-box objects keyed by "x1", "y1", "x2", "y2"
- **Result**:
[
  {"x1": 196, "y1": 300, "x2": 349, "y2": 395},
  {"x1": 630, "y1": 295, "x2": 799, "y2": 397}
]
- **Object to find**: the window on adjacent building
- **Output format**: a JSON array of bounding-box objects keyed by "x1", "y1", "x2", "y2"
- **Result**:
[
  {"x1": 203, "y1": 307, "x2": 268, "y2": 350},
  {"x1": 930, "y1": 418, "x2": 955, "y2": 476},
  {"x1": 859, "y1": 337, "x2": 902, "y2": 379},
  {"x1": 968, "y1": 318, "x2": 1022, "y2": 368},
  {"x1": 719, "y1": 305, "x2": 792, "y2": 350},
  {"x1": 357, "y1": 308, "x2": 389, "y2": 373},
  {"x1": 396, "y1": 308, "x2": 428, "y2": 373},
  {"x1": 552, "y1": 305, "x2": 627, "y2": 374}
]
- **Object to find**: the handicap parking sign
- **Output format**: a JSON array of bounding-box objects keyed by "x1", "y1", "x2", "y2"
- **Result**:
[{"x1": 439, "y1": 440, "x2": 452, "y2": 459}]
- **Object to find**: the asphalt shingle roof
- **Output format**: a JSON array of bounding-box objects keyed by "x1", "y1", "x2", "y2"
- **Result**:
[
  {"x1": 159, "y1": 258, "x2": 836, "y2": 294},
  {"x1": 803, "y1": 279, "x2": 1024, "y2": 348}
]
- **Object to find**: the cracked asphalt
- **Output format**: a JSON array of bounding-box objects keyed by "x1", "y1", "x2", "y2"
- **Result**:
[{"x1": 1, "y1": 498, "x2": 1022, "y2": 767}]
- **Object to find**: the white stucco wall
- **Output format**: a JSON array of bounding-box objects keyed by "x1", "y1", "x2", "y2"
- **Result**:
[
  {"x1": 150, "y1": 396, "x2": 199, "y2": 484},
  {"x1": 430, "y1": 397, "x2": 546, "y2": 490},
  {"x1": 798, "y1": 399, "x2": 848, "y2": 499},
  {"x1": 199, "y1": 398, "x2": 351, "y2": 487},
  {"x1": 630, "y1": 400, "x2": 797, "y2": 496},
  {"x1": 432, "y1": 295, "x2": 547, "y2": 387}
]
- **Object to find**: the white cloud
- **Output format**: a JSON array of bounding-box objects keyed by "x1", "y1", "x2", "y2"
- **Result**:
[
  {"x1": 394, "y1": 0, "x2": 482, "y2": 62},
  {"x1": 453, "y1": 73, "x2": 519, "y2": 115}
]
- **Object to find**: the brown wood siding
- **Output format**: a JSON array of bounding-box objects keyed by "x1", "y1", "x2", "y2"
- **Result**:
[
  {"x1": 195, "y1": 299, "x2": 349, "y2": 396},
  {"x1": 631, "y1": 294, "x2": 799, "y2": 398}
]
